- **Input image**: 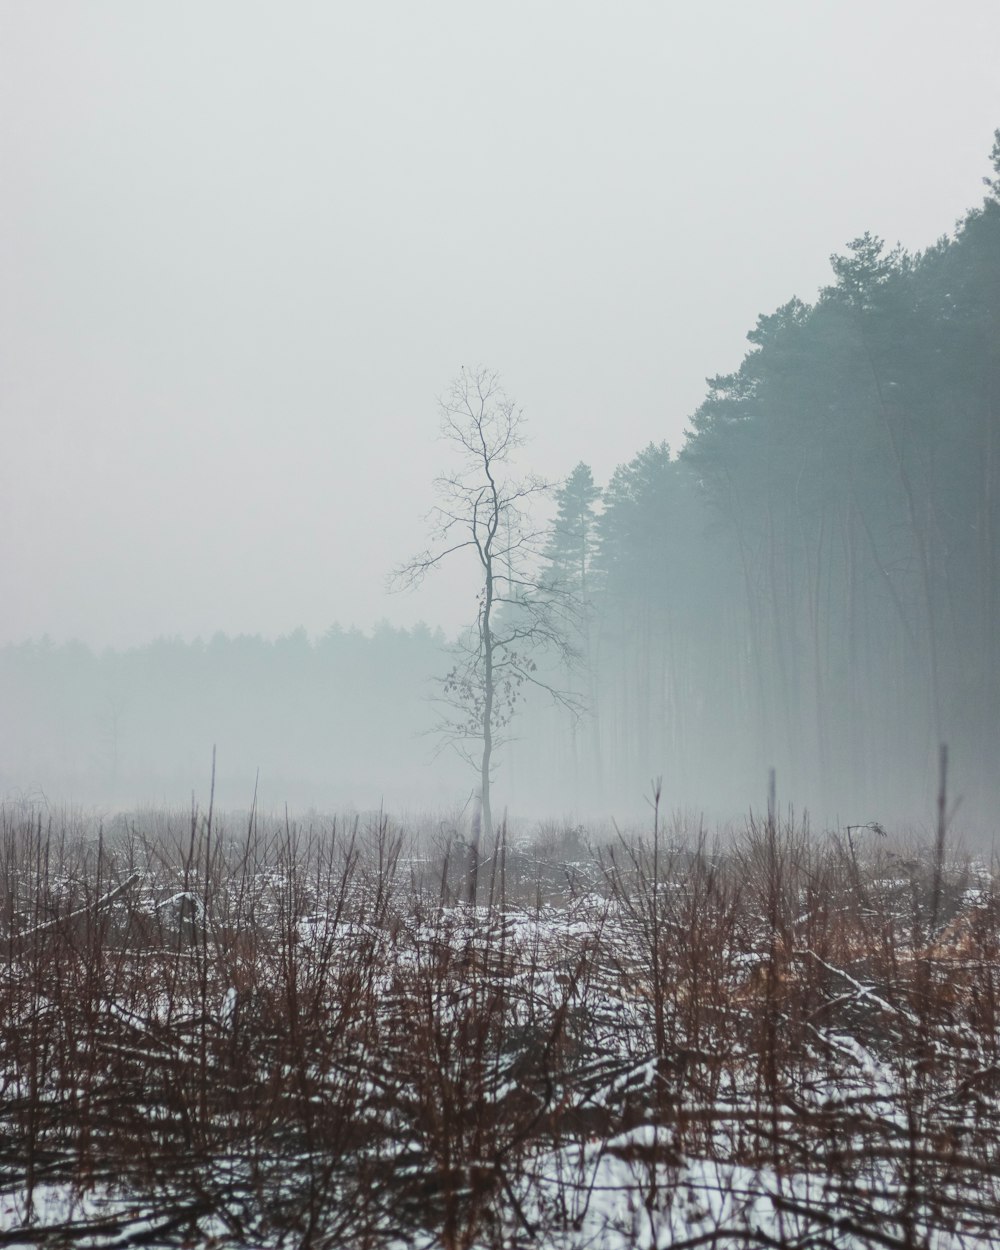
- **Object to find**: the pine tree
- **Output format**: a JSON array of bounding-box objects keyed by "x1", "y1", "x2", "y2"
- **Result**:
[{"x1": 544, "y1": 462, "x2": 601, "y2": 598}]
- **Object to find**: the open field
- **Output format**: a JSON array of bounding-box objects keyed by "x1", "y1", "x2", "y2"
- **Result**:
[{"x1": 0, "y1": 799, "x2": 998, "y2": 1248}]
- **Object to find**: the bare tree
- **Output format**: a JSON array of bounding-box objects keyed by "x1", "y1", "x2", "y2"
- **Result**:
[{"x1": 393, "y1": 367, "x2": 581, "y2": 897}]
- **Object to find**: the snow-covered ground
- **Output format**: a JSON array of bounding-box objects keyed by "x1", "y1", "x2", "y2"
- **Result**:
[{"x1": 1, "y1": 809, "x2": 997, "y2": 1247}]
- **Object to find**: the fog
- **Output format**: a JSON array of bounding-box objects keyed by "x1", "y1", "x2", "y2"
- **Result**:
[{"x1": 2, "y1": 2, "x2": 1000, "y2": 832}]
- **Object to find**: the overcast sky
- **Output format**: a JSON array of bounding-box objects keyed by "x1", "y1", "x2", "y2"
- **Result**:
[{"x1": 2, "y1": 1, "x2": 998, "y2": 648}]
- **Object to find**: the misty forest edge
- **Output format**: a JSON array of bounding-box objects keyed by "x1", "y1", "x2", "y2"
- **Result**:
[{"x1": 5, "y1": 134, "x2": 1000, "y2": 834}]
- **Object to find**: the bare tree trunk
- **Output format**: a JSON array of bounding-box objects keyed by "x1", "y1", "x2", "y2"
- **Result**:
[
  {"x1": 466, "y1": 795, "x2": 482, "y2": 907},
  {"x1": 473, "y1": 526, "x2": 496, "y2": 905},
  {"x1": 480, "y1": 487, "x2": 497, "y2": 850},
  {"x1": 867, "y1": 351, "x2": 944, "y2": 737}
]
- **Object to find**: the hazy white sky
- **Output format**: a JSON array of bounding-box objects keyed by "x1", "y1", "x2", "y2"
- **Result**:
[{"x1": 2, "y1": 1, "x2": 998, "y2": 647}]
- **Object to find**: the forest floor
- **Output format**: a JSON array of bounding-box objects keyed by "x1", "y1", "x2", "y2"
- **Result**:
[{"x1": 0, "y1": 801, "x2": 998, "y2": 1248}]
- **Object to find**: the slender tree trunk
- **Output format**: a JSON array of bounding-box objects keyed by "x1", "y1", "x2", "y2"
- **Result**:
[
  {"x1": 866, "y1": 350, "x2": 944, "y2": 736},
  {"x1": 805, "y1": 506, "x2": 829, "y2": 805},
  {"x1": 471, "y1": 641, "x2": 494, "y2": 905},
  {"x1": 467, "y1": 796, "x2": 482, "y2": 908},
  {"x1": 472, "y1": 518, "x2": 496, "y2": 905}
]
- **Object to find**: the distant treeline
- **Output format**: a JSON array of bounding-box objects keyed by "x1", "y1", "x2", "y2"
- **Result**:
[{"x1": 0, "y1": 625, "x2": 466, "y2": 812}]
